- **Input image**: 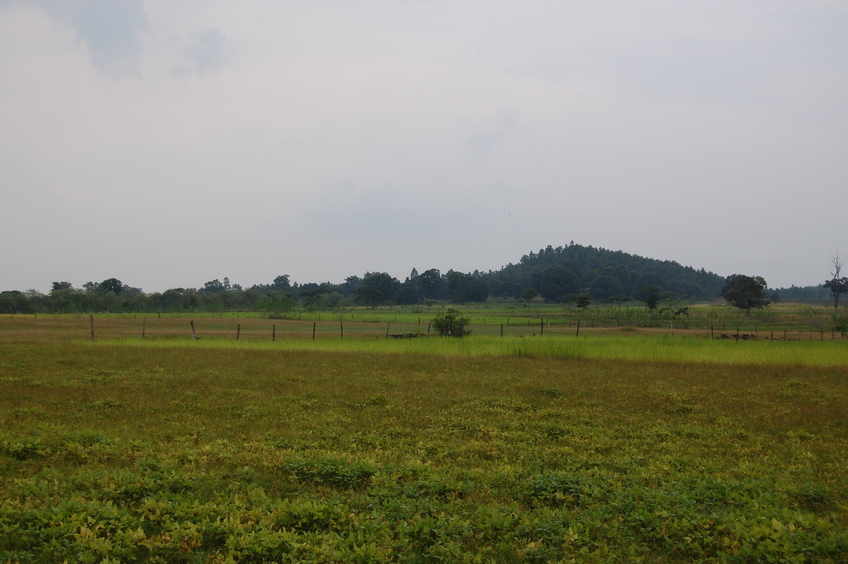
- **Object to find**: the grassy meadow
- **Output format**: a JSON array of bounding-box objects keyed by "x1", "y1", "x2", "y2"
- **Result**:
[{"x1": 1, "y1": 312, "x2": 846, "y2": 562}]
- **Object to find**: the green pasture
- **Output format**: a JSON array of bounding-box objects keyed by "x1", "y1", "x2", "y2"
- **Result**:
[
  {"x1": 2, "y1": 300, "x2": 844, "y2": 336},
  {"x1": 0, "y1": 317, "x2": 846, "y2": 562}
]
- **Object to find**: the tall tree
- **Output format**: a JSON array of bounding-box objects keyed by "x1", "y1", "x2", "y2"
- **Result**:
[{"x1": 417, "y1": 269, "x2": 444, "y2": 300}]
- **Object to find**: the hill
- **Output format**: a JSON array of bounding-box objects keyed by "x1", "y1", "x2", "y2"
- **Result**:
[{"x1": 480, "y1": 243, "x2": 725, "y2": 302}]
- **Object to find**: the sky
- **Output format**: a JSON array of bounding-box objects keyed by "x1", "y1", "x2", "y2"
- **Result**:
[{"x1": 1, "y1": 0, "x2": 846, "y2": 293}]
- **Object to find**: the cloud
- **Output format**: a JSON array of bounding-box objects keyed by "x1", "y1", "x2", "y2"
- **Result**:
[
  {"x1": 469, "y1": 113, "x2": 516, "y2": 160},
  {"x1": 189, "y1": 28, "x2": 226, "y2": 73},
  {"x1": 173, "y1": 27, "x2": 227, "y2": 76},
  {"x1": 22, "y1": 0, "x2": 150, "y2": 73}
]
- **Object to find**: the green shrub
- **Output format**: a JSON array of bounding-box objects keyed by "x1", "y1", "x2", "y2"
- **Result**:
[{"x1": 432, "y1": 309, "x2": 471, "y2": 337}]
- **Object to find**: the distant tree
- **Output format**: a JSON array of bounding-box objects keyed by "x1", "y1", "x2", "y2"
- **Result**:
[
  {"x1": 607, "y1": 295, "x2": 631, "y2": 308},
  {"x1": 0, "y1": 291, "x2": 28, "y2": 314},
  {"x1": 636, "y1": 286, "x2": 662, "y2": 310},
  {"x1": 161, "y1": 288, "x2": 188, "y2": 312},
  {"x1": 824, "y1": 254, "x2": 848, "y2": 311},
  {"x1": 361, "y1": 272, "x2": 400, "y2": 302},
  {"x1": 589, "y1": 273, "x2": 624, "y2": 301},
  {"x1": 722, "y1": 274, "x2": 770, "y2": 312},
  {"x1": 417, "y1": 268, "x2": 444, "y2": 300},
  {"x1": 521, "y1": 288, "x2": 539, "y2": 304},
  {"x1": 201, "y1": 279, "x2": 225, "y2": 293},
  {"x1": 51, "y1": 281, "x2": 73, "y2": 292},
  {"x1": 322, "y1": 292, "x2": 344, "y2": 309},
  {"x1": 355, "y1": 285, "x2": 384, "y2": 308},
  {"x1": 272, "y1": 275, "x2": 291, "y2": 290},
  {"x1": 241, "y1": 288, "x2": 263, "y2": 310},
  {"x1": 99, "y1": 278, "x2": 124, "y2": 295},
  {"x1": 432, "y1": 309, "x2": 471, "y2": 337},
  {"x1": 395, "y1": 283, "x2": 419, "y2": 306},
  {"x1": 342, "y1": 276, "x2": 362, "y2": 295},
  {"x1": 538, "y1": 267, "x2": 580, "y2": 303},
  {"x1": 659, "y1": 294, "x2": 689, "y2": 318},
  {"x1": 266, "y1": 290, "x2": 294, "y2": 316},
  {"x1": 300, "y1": 285, "x2": 328, "y2": 310},
  {"x1": 564, "y1": 293, "x2": 590, "y2": 308},
  {"x1": 447, "y1": 272, "x2": 489, "y2": 304}
]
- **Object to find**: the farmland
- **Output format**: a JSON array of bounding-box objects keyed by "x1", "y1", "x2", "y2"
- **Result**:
[{"x1": 1, "y1": 311, "x2": 846, "y2": 562}]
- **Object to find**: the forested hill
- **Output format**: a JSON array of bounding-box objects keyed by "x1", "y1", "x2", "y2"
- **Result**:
[{"x1": 481, "y1": 244, "x2": 725, "y2": 302}]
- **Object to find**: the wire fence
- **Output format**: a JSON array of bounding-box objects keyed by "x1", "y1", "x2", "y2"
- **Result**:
[{"x1": 1, "y1": 313, "x2": 844, "y2": 344}]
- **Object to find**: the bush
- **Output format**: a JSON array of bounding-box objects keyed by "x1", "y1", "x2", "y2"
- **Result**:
[
  {"x1": 432, "y1": 309, "x2": 471, "y2": 337},
  {"x1": 830, "y1": 312, "x2": 848, "y2": 337}
]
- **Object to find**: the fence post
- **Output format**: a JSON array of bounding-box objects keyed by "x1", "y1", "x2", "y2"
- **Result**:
[
  {"x1": 90, "y1": 315, "x2": 95, "y2": 341},
  {"x1": 575, "y1": 319, "x2": 581, "y2": 337},
  {"x1": 386, "y1": 323, "x2": 390, "y2": 338},
  {"x1": 500, "y1": 323, "x2": 504, "y2": 337},
  {"x1": 312, "y1": 322, "x2": 316, "y2": 341},
  {"x1": 540, "y1": 318, "x2": 544, "y2": 336},
  {"x1": 272, "y1": 324, "x2": 276, "y2": 341},
  {"x1": 340, "y1": 320, "x2": 344, "y2": 339},
  {"x1": 142, "y1": 318, "x2": 146, "y2": 339},
  {"x1": 191, "y1": 320, "x2": 197, "y2": 340},
  {"x1": 236, "y1": 324, "x2": 241, "y2": 340}
]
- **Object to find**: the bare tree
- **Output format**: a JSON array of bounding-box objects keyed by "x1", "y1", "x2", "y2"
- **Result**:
[{"x1": 824, "y1": 253, "x2": 848, "y2": 311}]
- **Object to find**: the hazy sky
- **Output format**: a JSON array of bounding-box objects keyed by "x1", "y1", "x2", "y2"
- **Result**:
[{"x1": 2, "y1": 0, "x2": 846, "y2": 293}]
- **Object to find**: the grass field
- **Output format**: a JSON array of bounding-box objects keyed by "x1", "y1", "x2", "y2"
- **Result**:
[{"x1": 1, "y1": 315, "x2": 846, "y2": 562}]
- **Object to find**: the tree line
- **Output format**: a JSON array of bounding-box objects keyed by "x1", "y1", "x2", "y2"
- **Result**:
[{"x1": 0, "y1": 244, "x2": 840, "y2": 314}]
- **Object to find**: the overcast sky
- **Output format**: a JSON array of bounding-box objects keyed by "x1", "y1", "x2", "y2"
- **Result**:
[{"x1": 1, "y1": 0, "x2": 846, "y2": 293}]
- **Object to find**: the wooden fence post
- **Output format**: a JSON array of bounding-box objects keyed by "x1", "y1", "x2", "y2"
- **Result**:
[
  {"x1": 540, "y1": 318, "x2": 544, "y2": 336},
  {"x1": 90, "y1": 315, "x2": 95, "y2": 341},
  {"x1": 500, "y1": 323, "x2": 504, "y2": 337},
  {"x1": 575, "y1": 319, "x2": 581, "y2": 337},
  {"x1": 340, "y1": 320, "x2": 344, "y2": 339},
  {"x1": 236, "y1": 324, "x2": 241, "y2": 340},
  {"x1": 272, "y1": 324, "x2": 276, "y2": 341},
  {"x1": 312, "y1": 322, "x2": 316, "y2": 341},
  {"x1": 191, "y1": 320, "x2": 197, "y2": 340},
  {"x1": 386, "y1": 323, "x2": 390, "y2": 338}
]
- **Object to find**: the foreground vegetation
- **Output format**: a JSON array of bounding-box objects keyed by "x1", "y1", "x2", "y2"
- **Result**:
[{"x1": 1, "y1": 317, "x2": 846, "y2": 562}]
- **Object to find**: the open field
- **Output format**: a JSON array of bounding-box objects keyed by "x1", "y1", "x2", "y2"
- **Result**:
[
  {"x1": 1, "y1": 316, "x2": 846, "y2": 562},
  {"x1": 2, "y1": 300, "x2": 847, "y2": 345}
]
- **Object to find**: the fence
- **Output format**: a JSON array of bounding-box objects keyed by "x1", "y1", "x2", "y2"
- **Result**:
[{"x1": 0, "y1": 313, "x2": 844, "y2": 344}]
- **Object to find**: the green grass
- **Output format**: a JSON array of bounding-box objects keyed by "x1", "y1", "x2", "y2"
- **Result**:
[
  {"x1": 1, "y1": 318, "x2": 847, "y2": 561},
  {"x1": 99, "y1": 333, "x2": 848, "y2": 368}
]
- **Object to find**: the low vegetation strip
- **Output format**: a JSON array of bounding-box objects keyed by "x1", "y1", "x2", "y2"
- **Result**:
[
  {"x1": 1, "y1": 342, "x2": 846, "y2": 561},
  {"x1": 97, "y1": 334, "x2": 848, "y2": 368}
]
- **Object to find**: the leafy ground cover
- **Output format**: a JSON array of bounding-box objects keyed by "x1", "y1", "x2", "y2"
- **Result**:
[{"x1": 1, "y1": 333, "x2": 847, "y2": 562}]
